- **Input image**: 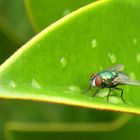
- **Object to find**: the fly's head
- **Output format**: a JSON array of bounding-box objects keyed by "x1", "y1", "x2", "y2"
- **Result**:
[{"x1": 90, "y1": 73, "x2": 102, "y2": 87}]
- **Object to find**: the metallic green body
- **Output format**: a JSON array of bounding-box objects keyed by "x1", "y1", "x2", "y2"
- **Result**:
[{"x1": 98, "y1": 71, "x2": 118, "y2": 86}]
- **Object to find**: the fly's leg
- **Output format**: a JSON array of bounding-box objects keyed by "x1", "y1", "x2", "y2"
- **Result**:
[
  {"x1": 82, "y1": 85, "x2": 92, "y2": 94},
  {"x1": 86, "y1": 85, "x2": 92, "y2": 92},
  {"x1": 92, "y1": 87, "x2": 101, "y2": 97},
  {"x1": 107, "y1": 88, "x2": 112, "y2": 101},
  {"x1": 113, "y1": 87, "x2": 126, "y2": 103}
]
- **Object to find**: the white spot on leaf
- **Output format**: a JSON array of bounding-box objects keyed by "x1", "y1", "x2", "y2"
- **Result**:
[
  {"x1": 133, "y1": 38, "x2": 137, "y2": 44},
  {"x1": 136, "y1": 53, "x2": 140, "y2": 62},
  {"x1": 65, "y1": 86, "x2": 81, "y2": 93},
  {"x1": 63, "y1": 9, "x2": 70, "y2": 16},
  {"x1": 109, "y1": 96, "x2": 123, "y2": 104},
  {"x1": 108, "y1": 53, "x2": 116, "y2": 64},
  {"x1": 32, "y1": 79, "x2": 42, "y2": 89},
  {"x1": 91, "y1": 38, "x2": 97, "y2": 48},
  {"x1": 9, "y1": 81, "x2": 17, "y2": 88},
  {"x1": 60, "y1": 57, "x2": 67, "y2": 68}
]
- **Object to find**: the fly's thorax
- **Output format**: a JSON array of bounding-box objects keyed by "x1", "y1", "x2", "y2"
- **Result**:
[
  {"x1": 98, "y1": 71, "x2": 118, "y2": 80},
  {"x1": 98, "y1": 71, "x2": 118, "y2": 87}
]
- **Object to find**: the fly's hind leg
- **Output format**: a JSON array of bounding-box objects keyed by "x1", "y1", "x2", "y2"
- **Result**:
[
  {"x1": 113, "y1": 87, "x2": 126, "y2": 103},
  {"x1": 107, "y1": 88, "x2": 112, "y2": 101}
]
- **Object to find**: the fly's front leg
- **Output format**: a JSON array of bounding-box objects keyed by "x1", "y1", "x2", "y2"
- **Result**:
[
  {"x1": 82, "y1": 84, "x2": 92, "y2": 94},
  {"x1": 92, "y1": 87, "x2": 101, "y2": 97}
]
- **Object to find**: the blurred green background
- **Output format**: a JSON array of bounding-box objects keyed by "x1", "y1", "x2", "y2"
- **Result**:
[{"x1": 0, "y1": 0, "x2": 140, "y2": 140}]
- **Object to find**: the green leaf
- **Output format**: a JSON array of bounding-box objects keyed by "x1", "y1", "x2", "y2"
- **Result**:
[
  {"x1": 24, "y1": 0, "x2": 95, "y2": 31},
  {"x1": 0, "y1": 0, "x2": 140, "y2": 114}
]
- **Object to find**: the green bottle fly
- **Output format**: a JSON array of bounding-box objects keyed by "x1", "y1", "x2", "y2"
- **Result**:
[{"x1": 86, "y1": 64, "x2": 140, "y2": 103}]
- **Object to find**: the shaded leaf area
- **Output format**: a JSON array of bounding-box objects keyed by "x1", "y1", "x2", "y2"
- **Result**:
[
  {"x1": 0, "y1": 100, "x2": 119, "y2": 123},
  {"x1": 24, "y1": 0, "x2": 95, "y2": 31},
  {"x1": 5, "y1": 116, "x2": 140, "y2": 140},
  {"x1": 0, "y1": 0, "x2": 140, "y2": 114},
  {"x1": 0, "y1": 0, "x2": 34, "y2": 44},
  {"x1": 0, "y1": 100, "x2": 120, "y2": 140}
]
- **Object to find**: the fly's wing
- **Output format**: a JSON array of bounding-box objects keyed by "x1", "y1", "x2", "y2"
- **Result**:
[
  {"x1": 107, "y1": 64, "x2": 124, "y2": 71},
  {"x1": 113, "y1": 72, "x2": 140, "y2": 86}
]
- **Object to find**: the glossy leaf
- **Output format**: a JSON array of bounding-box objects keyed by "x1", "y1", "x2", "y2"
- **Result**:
[{"x1": 0, "y1": 0, "x2": 140, "y2": 114}]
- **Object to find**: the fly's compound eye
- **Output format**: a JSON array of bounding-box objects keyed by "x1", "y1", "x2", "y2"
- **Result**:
[{"x1": 95, "y1": 75, "x2": 102, "y2": 87}]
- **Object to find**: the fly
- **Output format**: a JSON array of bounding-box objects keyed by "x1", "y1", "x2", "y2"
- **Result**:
[{"x1": 86, "y1": 64, "x2": 140, "y2": 103}]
